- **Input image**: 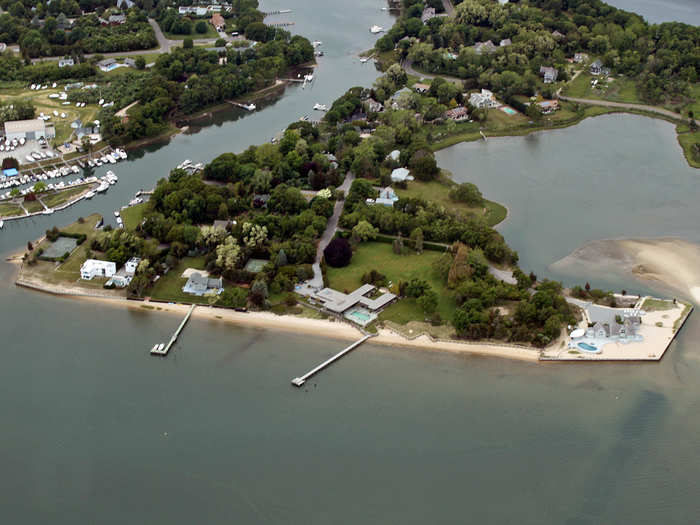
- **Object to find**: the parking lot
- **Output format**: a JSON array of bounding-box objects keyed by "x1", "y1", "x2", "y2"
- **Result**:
[{"x1": 0, "y1": 139, "x2": 59, "y2": 166}]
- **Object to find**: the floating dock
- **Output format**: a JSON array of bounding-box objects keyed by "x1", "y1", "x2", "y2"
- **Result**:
[
  {"x1": 291, "y1": 334, "x2": 372, "y2": 386},
  {"x1": 151, "y1": 304, "x2": 196, "y2": 356}
]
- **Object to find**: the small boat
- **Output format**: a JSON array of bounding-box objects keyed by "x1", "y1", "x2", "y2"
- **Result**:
[
  {"x1": 242, "y1": 103, "x2": 256, "y2": 111},
  {"x1": 151, "y1": 344, "x2": 158, "y2": 352},
  {"x1": 157, "y1": 343, "x2": 165, "y2": 352},
  {"x1": 87, "y1": 160, "x2": 94, "y2": 167},
  {"x1": 370, "y1": 25, "x2": 384, "y2": 34},
  {"x1": 114, "y1": 211, "x2": 120, "y2": 217},
  {"x1": 0, "y1": 220, "x2": 4, "y2": 229},
  {"x1": 304, "y1": 74, "x2": 314, "y2": 82},
  {"x1": 42, "y1": 208, "x2": 54, "y2": 215},
  {"x1": 312, "y1": 40, "x2": 322, "y2": 47},
  {"x1": 85, "y1": 191, "x2": 95, "y2": 199},
  {"x1": 96, "y1": 182, "x2": 109, "y2": 193},
  {"x1": 106, "y1": 155, "x2": 116, "y2": 164},
  {"x1": 313, "y1": 103, "x2": 327, "y2": 111}
]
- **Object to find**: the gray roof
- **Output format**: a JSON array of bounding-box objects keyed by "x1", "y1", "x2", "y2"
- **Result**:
[{"x1": 313, "y1": 284, "x2": 396, "y2": 313}]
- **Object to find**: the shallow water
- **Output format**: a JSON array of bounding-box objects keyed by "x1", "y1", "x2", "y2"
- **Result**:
[{"x1": 2, "y1": 1, "x2": 700, "y2": 523}]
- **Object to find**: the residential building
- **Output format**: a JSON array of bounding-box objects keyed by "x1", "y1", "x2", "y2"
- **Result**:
[
  {"x1": 182, "y1": 272, "x2": 224, "y2": 296},
  {"x1": 574, "y1": 52, "x2": 588, "y2": 63},
  {"x1": 97, "y1": 58, "x2": 117, "y2": 72},
  {"x1": 117, "y1": 0, "x2": 135, "y2": 8},
  {"x1": 124, "y1": 257, "x2": 141, "y2": 275},
  {"x1": 366, "y1": 98, "x2": 384, "y2": 113},
  {"x1": 551, "y1": 30, "x2": 565, "y2": 39},
  {"x1": 304, "y1": 284, "x2": 397, "y2": 326},
  {"x1": 537, "y1": 100, "x2": 559, "y2": 114},
  {"x1": 445, "y1": 106, "x2": 469, "y2": 121},
  {"x1": 468, "y1": 89, "x2": 499, "y2": 109},
  {"x1": 391, "y1": 167, "x2": 413, "y2": 183},
  {"x1": 124, "y1": 57, "x2": 136, "y2": 68},
  {"x1": 421, "y1": 7, "x2": 436, "y2": 24},
  {"x1": 413, "y1": 82, "x2": 430, "y2": 94},
  {"x1": 540, "y1": 66, "x2": 558, "y2": 83},
  {"x1": 590, "y1": 59, "x2": 603, "y2": 75},
  {"x1": 211, "y1": 13, "x2": 225, "y2": 31},
  {"x1": 80, "y1": 259, "x2": 116, "y2": 280},
  {"x1": 387, "y1": 149, "x2": 400, "y2": 162},
  {"x1": 108, "y1": 14, "x2": 126, "y2": 25},
  {"x1": 4, "y1": 119, "x2": 55, "y2": 141},
  {"x1": 499, "y1": 38, "x2": 511, "y2": 47},
  {"x1": 58, "y1": 58, "x2": 74, "y2": 68},
  {"x1": 473, "y1": 40, "x2": 496, "y2": 54}
]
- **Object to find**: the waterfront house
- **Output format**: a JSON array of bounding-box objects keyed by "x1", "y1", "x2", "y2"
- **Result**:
[
  {"x1": 58, "y1": 58, "x2": 74, "y2": 68},
  {"x1": 365, "y1": 98, "x2": 384, "y2": 113},
  {"x1": 537, "y1": 100, "x2": 559, "y2": 114},
  {"x1": 540, "y1": 66, "x2": 558, "y2": 83},
  {"x1": 80, "y1": 259, "x2": 116, "y2": 280},
  {"x1": 445, "y1": 106, "x2": 469, "y2": 121},
  {"x1": 413, "y1": 83, "x2": 430, "y2": 94},
  {"x1": 468, "y1": 89, "x2": 499, "y2": 109},
  {"x1": 125, "y1": 257, "x2": 141, "y2": 275},
  {"x1": 390, "y1": 167, "x2": 413, "y2": 183},
  {"x1": 301, "y1": 284, "x2": 397, "y2": 326},
  {"x1": 182, "y1": 272, "x2": 224, "y2": 296}
]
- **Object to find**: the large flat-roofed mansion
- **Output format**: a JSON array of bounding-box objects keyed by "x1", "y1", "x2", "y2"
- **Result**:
[{"x1": 299, "y1": 284, "x2": 397, "y2": 327}]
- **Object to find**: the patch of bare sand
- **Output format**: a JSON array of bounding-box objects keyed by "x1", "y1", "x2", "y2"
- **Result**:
[{"x1": 552, "y1": 237, "x2": 700, "y2": 303}]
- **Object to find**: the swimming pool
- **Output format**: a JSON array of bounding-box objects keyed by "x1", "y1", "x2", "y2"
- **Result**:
[
  {"x1": 347, "y1": 310, "x2": 371, "y2": 322},
  {"x1": 500, "y1": 106, "x2": 517, "y2": 115},
  {"x1": 577, "y1": 342, "x2": 599, "y2": 352}
]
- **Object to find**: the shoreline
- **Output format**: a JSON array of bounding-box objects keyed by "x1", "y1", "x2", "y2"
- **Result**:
[{"x1": 13, "y1": 275, "x2": 541, "y2": 363}]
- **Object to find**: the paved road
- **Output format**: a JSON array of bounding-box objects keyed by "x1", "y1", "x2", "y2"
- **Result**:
[
  {"x1": 308, "y1": 172, "x2": 355, "y2": 289},
  {"x1": 403, "y1": 59, "x2": 463, "y2": 85},
  {"x1": 559, "y1": 96, "x2": 698, "y2": 126},
  {"x1": 31, "y1": 19, "x2": 222, "y2": 63}
]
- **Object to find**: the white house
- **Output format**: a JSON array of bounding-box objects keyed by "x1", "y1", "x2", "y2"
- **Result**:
[
  {"x1": 391, "y1": 167, "x2": 413, "y2": 183},
  {"x1": 58, "y1": 58, "x2": 74, "y2": 68},
  {"x1": 124, "y1": 257, "x2": 141, "y2": 275},
  {"x1": 387, "y1": 149, "x2": 400, "y2": 162},
  {"x1": 80, "y1": 259, "x2": 116, "y2": 280},
  {"x1": 468, "y1": 89, "x2": 499, "y2": 109}
]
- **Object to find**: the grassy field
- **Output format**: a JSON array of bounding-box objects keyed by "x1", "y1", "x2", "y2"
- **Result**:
[
  {"x1": 325, "y1": 241, "x2": 455, "y2": 323},
  {"x1": 564, "y1": 71, "x2": 641, "y2": 104},
  {"x1": 0, "y1": 201, "x2": 24, "y2": 218},
  {"x1": 40, "y1": 185, "x2": 88, "y2": 208},
  {"x1": 643, "y1": 298, "x2": 676, "y2": 311},
  {"x1": 395, "y1": 177, "x2": 507, "y2": 227},
  {"x1": 24, "y1": 199, "x2": 44, "y2": 214},
  {"x1": 148, "y1": 256, "x2": 211, "y2": 304},
  {"x1": 163, "y1": 21, "x2": 219, "y2": 40},
  {"x1": 121, "y1": 202, "x2": 147, "y2": 230},
  {"x1": 677, "y1": 125, "x2": 700, "y2": 168},
  {"x1": 0, "y1": 86, "x2": 99, "y2": 145}
]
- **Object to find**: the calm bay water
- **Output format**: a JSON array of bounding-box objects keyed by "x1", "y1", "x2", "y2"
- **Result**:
[
  {"x1": 606, "y1": 0, "x2": 700, "y2": 25},
  {"x1": 2, "y1": 1, "x2": 700, "y2": 523}
]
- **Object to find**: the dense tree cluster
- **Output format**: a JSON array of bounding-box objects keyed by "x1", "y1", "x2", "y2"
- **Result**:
[{"x1": 377, "y1": 0, "x2": 698, "y2": 104}]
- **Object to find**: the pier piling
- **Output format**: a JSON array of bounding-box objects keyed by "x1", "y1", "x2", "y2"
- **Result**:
[
  {"x1": 291, "y1": 334, "x2": 373, "y2": 386},
  {"x1": 151, "y1": 304, "x2": 196, "y2": 356}
]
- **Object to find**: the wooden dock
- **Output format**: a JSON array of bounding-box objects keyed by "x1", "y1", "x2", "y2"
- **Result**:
[
  {"x1": 151, "y1": 304, "x2": 196, "y2": 356},
  {"x1": 291, "y1": 334, "x2": 373, "y2": 387}
]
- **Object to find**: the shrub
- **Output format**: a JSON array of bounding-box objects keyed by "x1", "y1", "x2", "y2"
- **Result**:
[
  {"x1": 362, "y1": 269, "x2": 387, "y2": 287},
  {"x1": 323, "y1": 237, "x2": 352, "y2": 267}
]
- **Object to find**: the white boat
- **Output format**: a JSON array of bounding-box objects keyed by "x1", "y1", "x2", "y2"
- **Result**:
[
  {"x1": 87, "y1": 160, "x2": 94, "y2": 167},
  {"x1": 116, "y1": 149, "x2": 127, "y2": 160},
  {"x1": 114, "y1": 211, "x2": 120, "y2": 217},
  {"x1": 94, "y1": 160, "x2": 102, "y2": 167},
  {"x1": 106, "y1": 154, "x2": 116, "y2": 164},
  {"x1": 151, "y1": 344, "x2": 158, "y2": 352},
  {"x1": 157, "y1": 343, "x2": 165, "y2": 352},
  {"x1": 0, "y1": 220, "x2": 4, "y2": 229},
  {"x1": 96, "y1": 182, "x2": 109, "y2": 193},
  {"x1": 53, "y1": 110, "x2": 58, "y2": 116},
  {"x1": 313, "y1": 103, "x2": 327, "y2": 111},
  {"x1": 42, "y1": 208, "x2": 54, "y2": 215},
  {"x1": 304, "y1": 74, "x2": 314, "y2": 82},
  {"x1": 242, "y1": 103, "x2": 256, "y2": 111},
  {"x1": 71, "y1": 165, "x2": 79, "y2": 174},
  {"x1": 85, "y1": 191, "x2": 95, "y2": 199},
  {"x1": 312, "y1": 40, "x2": 322, "y2": 47},
  {"x1": 370, "y1": 25, "x2": 384, "y2": 34},
  {"x1": 106, "y1": 170, "x2": 115, "y2": 178}
]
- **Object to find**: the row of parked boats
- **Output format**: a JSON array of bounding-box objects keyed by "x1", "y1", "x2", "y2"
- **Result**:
[
  {"x1": 87, "y1": 148, "x2": 127, "y2": 168},
  {"x1": 0, "y1": 136, "x2": 26, "y2": 152}
]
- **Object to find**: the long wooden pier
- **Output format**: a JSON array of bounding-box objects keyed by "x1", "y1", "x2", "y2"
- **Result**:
[
  {"x1": 151, "y1": 304, "x2": 196, "y2": 356},
  {"x1": 291, "y1": 334, "x2": 373, "y2": 386}
]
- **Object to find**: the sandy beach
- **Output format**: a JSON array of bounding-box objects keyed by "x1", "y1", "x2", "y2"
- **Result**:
[{"x1": 552, "y1": 237, "x2": 700, "y2": 303}]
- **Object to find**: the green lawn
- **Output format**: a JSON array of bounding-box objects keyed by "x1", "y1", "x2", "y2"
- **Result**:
[
  {"x1": 163, "y1": 23, "x2": 219, "y2": 40},
  {"x1": 24, "y1": 199, "x2": 44, "y2": 214},
  {"x1": 62, "y1": 213, "x2": 102, "y2": 235},
  {"x1": 395, "y1": 176, "x2": 507, "y2": 227},
  {"x1": 0, "y1": 201, "x2": 24, "y2": 218},
  {"x1": 643, "y1": 298, "x2": 676, "y2": 311},
  {"x1": 40, "y1": 186, "x2": 87, "y2": 208},
  {"x1": 325, "y1": 241, "x2": 455, "y2": 323},
  {"x1": 677, "y1": 128, "x2": 700, "y2": 168},
  {"x1": 121, "y1": 202, "x2": 147, "y2": 230},
  {"x1": 564, "y1": 71, "x2": 641, "y2": 104},
  {"x1": 148, "y1": 256, "x2": 212, "y2": 303}
]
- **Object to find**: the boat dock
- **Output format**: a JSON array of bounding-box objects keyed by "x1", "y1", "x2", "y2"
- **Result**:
[
  {"x1": 291, "y1": 334, "x2": 373, "y2": 387},
  {"x1": 151, "y1": 304, "x2": 196, "y2": 356}
]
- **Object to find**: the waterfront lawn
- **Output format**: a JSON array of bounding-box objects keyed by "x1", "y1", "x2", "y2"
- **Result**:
[
  {"x1": 62, "y1": 213, "x2": 102, "y2": 235},
  {"x1": 121, "y1": 202, "x2": 147, "y2": 230},
  {"x1": 643, "y1": 298, "x2": 676, "y2": 311},
  {"x1": 24, "y1": 199, "x2": 44, "y2": 214},
  {"x1": 0, "y1": 201, "x2": 23, "y2": 218},
  {"x1": 325, "y1": 241, "x2": 455, "y2": 323},
  {"x1": 677, "y1": 126, "x2": 700, "y2": 168},
  {"x1": 148, "y1": 256, "x2": 213, "y2": 304},
  {"x1": 40, "y1": 186, "x2": 87, "y2": 209},
  {"x1": 564, "y1": 72, "x2": 641, "y2": 104},
  {"x1": 395, "y1": 176, "x2": 507, "y2": 227}
]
